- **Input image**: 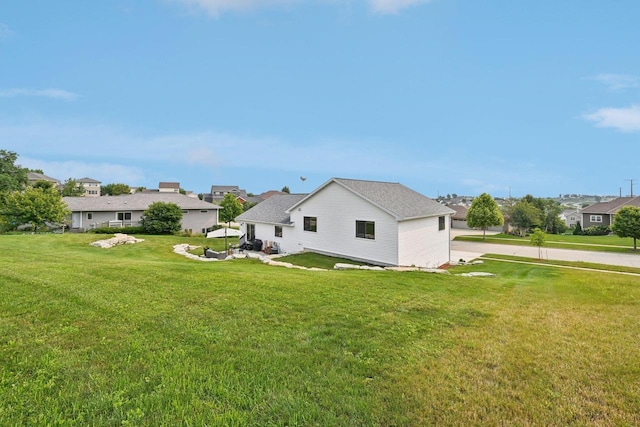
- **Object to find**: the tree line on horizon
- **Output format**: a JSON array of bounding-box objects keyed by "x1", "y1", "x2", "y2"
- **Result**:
[{"x1": 2, "y1": 148, "x2": 639, "y2": 248}]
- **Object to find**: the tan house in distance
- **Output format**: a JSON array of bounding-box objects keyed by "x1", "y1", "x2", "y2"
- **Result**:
[
  {"x1": 78, "y1": 177, "x2": 101, "y2": 197},
  {"x1": 159, "y1": 182, "x2": 180, "y2": 193}
]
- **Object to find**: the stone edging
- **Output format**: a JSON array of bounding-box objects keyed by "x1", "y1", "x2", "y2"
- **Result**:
[{"x1": 172, "y1": 244, "x2": 453, "y2": 274}]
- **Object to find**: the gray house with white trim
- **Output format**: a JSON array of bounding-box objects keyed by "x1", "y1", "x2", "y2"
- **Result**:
[
  {"x1": 64, "y1": 193, "x2": 220, "y2": 234},
  {"x1": 237, "y1": 178, "x2": 454, "y2": 267},
  {"x1": 581, "y1": 197, "x2": 640, "y2": 228}
]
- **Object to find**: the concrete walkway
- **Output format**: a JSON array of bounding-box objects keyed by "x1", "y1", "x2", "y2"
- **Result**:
[{"x1": 450, "y1": 230, "x2": 640, "y2": 268}]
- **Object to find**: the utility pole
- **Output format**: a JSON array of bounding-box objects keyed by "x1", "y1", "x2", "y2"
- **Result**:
[{"x1": 626, "y1": 179, "x2": 637, "y2": 197}]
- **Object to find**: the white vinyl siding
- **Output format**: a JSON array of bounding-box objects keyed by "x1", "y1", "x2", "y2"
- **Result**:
[
  {"x1": 289, "y1": 181, "x2": 399, "y2": 265},
  {"x1": 398, "y1": 216, "x2": 450, "y2": 268}
]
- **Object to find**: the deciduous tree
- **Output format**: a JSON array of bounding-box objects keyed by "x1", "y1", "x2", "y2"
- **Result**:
[
  {"x1": 0, "y1": 149, "x2": 28, "y2": 194},
  {"x1": 612, "y1": 206, "x2": 640, "y2": 251},
  {"x1": 61, "y1": 178, "x2": 85, "y2": 196},
  {"x1": 2, "y1": 186, "x2": 70, "y2": 232},
  {"x1": 141, "y1": 202, "x2": 183, "y2": 235},
  {"x1": 530, "y1": 227, "x2": 546, "y2": 259},
  {"x1": 510, "y1": 200, "x2": 543, "y2": 234},
  {"x1": 101, "y1": 183, "x2": 131, "y2": 196},
  {"x1": 219, "y1": 193, "x2": 244, "y2": 250},
  {"x1": 467, "y1": 193, "x2": 504, "y2": 239}
]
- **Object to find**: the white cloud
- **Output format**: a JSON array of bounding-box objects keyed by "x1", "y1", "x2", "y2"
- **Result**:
[
  {"x1": 170, "y1": 0, "x2": 433, "y2": 16},
  {"x1": 592, "y1": 73, "x2": 640, "y2": 91},
  {"x1": 0, "y1": 23, "x2": 14, "y2": 40},
  {"x1": 21, "y1": 158, "x2": 146, "y2": 186},
  {"x1": 369, "y1": 0, "x2": 432, "y2": 14},
  {"x1": 1, "y1": 116, "x2": 569, "y2": 197},
  {"x1": 172, "y1": 0, "x2": 297, "y2": 16},
  {"x1": 0, "y1": 88, "x2": 79, "y2": 101},
  {"x1": 584, "y1": 105, "x2": 640, "y2": 133}
]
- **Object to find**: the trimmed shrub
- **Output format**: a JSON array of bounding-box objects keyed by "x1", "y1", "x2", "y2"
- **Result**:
[
  {"x1": 573, "y1": 221, "x2": 583, "y2": 235},
  {"x1": 582, "y1": 225, "x2": 611, "y2": 236}
]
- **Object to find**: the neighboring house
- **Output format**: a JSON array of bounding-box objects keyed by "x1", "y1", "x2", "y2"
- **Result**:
[
  {"x1": 77, "y1": 177, "x2": 101, "y2": 197},
  {"x1": 560, "y1": 209, "x2": 581, "y2": 228},
  {"x1": 258, "y1": 190, "x2": 288, "y2": 200},
  {"x1": 236, "y1": 178, "x2": 455, "y2": 268},
  {"x1": 448, "y1": 203, "x2": 505, "y2": 232},
  {"x1": 64, "y1": 193, "x2": 220, "y2": 234},
  {"x1": 580, "y1": 197, "x2": 640, "y2": 228},
  {"x1": 449, "y1": 204, "x2": 469, "y2": 229},
  {"x1": 204, "y1": 185, "x2": 249, "y2": 204},
  {"x1": 159, "y1": 182, "x2": 180, "y2": 193},
  {"x1": 27, "y1": 172, "x2": 61, "y2": 189}
]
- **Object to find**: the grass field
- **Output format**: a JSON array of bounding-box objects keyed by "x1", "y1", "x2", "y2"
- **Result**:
[
  {"x1": 455, "y1": 233, "x2": 639, "y2": 254},
  {"x1": 1, "y1": 233, "x2": 639, "y2": 425}
]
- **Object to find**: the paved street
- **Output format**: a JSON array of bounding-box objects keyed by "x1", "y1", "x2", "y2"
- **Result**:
[{"x1": 450, "y1": 230, "x2": 640, "y2": 269}]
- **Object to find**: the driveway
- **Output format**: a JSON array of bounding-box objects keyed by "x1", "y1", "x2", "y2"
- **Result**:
[{"x1": 450, "y1": 229, "x2": 640, "y2": 268}]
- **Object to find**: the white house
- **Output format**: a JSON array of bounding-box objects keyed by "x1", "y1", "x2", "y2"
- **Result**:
[
  {"x1": 64, "y1": 193, "x2": 220, "y2": 234},
  {"x1": 236, "y1": 178, "x2": 455, "y2": 267}
]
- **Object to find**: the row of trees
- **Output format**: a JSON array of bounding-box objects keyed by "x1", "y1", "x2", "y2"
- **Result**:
[
  {"x1": 466, "y1": 192, "x2": 640, "y2": 250},
  {"x1": 467, "y1": 193, "x2": 567, "y2": 237}
]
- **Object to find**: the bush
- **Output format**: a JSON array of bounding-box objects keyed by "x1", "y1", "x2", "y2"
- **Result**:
[
  {"x1": 573, "y1": 221, "x2": 583, "y2": 235},
  {"x1": 582, "y1": 225, "x2": 611, "y2": 236},
  {"x1": 88, "y1": 226, "x2": 145, "y2": 234},
  {"x1": 141, "y1": 202, "x2": 183, "y2": 235}
]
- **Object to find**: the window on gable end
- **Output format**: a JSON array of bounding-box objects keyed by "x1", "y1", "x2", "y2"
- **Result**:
[{"x1": 355, "y1": 220, "x2": 375, "y2": 239}]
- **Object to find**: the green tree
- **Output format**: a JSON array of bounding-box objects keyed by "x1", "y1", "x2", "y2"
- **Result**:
[
  {"x1": 101, "y1": 183, "x2": 131, "y2": 196},
  {"x1": 611, "y1": 206, "x2": 640, "y2": 251},
  {"x1": 466, "y1": 193, "x2": 504, "y2": 239},
  {"x1": 219, "y1": 193, "x2": 244, "y2": 250},
  {"x1": 61, "y1": 178, "x2": 85, "y2": 196},
  {"x1": 2, "y1": 186, "x2": 70, "y2": 232},
  {"x1": 32, "y1": 180, "x2": 55, "y2": 191},
  {"x1": 281, "y1": 186, "x2": 290, "y2": 194},
  {"x1": 573, "y1": 221, "x2": 583, "y2": 235},
  {"x1": 530, "y1": 227, "x2": 546, "y2": 259},
  {"x1": 0, "y1": 149, "x2": 28, "y2": 194},
  {"x1": 510, "y1": 200, "x2": 543, "y2": 235},
  {"x1": 141, "y1": 202, "x2": 183, "y2": 235}
]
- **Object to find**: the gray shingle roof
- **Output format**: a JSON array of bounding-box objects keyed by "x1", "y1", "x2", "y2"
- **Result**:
[
  {"x1": 77, "y1": 177, "x2": 101, "y2": 183},
  {"x1": 582, "y1": 197, "x2": 640, "y2": 214},
  {"x1": 28, "y1": 172, "x2": 60, "y2": 184},
  {"x1": 290, "y1": 178, "x2": 454, "y2": 220},
  {"x1": 236, "y1": 194, "x2": 307, "y2": 225},
  {"x1": 63, "y1": 193, "x2": 220, "y2": 212}
]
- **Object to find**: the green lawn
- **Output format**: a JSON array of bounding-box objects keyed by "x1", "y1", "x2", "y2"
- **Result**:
[
  {"x1": 1, "y1": 234, "x2": 639, "y2": 425},
  {"x1": 455, "y1": 232, "x2": 639, "y2": 253}
]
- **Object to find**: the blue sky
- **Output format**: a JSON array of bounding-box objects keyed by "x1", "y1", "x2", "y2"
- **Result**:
[{"x1": 2, "y1": 0, "x2": 639, "y2": 198}]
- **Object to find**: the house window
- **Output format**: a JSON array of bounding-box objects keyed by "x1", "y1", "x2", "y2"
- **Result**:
[
  {"x1": 182, "y1": 210, "x2": 189, "y2": 214},
  {"x1": 200, "y1": 210, "x2": 208, "y2": 213},
  {"x1": 439, "y1": 216, "x2": 446, "y2": 231},
  {"x1": 590, "y1": 215, "x2": 603, "y2": 223},
  {"x1": 87, "y1": 212, "x2": 93, "y2": 220},
  {"x1": 117, "y1": 212, "x2": 132, "y2": 221},
  {"x1": 275, "y1": 226, "x2": 283, "y2": 237},
  {"x1": 304, "y1": 216, "x2": 317, "y2": 232},
  {"x1": 356, "y1": 220, "x2": 375, "y2": 239},
  {"x1": 247, "y1": 224, "x2": 255, "y2": 240}
]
